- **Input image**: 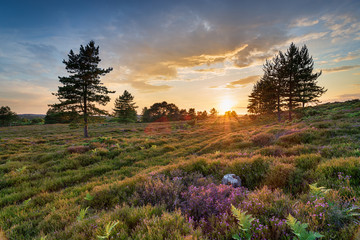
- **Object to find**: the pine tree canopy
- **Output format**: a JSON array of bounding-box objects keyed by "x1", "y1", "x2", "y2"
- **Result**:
[
  {"x1": 113, "y1": 90, "x2": 138, "y2": 123},
  {"x1": 247, "y1": 43, "x2": 326, "y2": 121},
  {"x1": 50, "y1": 40, "x2": 114, "y2": 137}
]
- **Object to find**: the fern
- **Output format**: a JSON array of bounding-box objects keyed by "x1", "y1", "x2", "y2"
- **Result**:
[
  {"x1": 286, "y1": 214, "x2": 323, "y2": 240},
  {"x1": 97, "y1": 220, "x2": 119, "y2": 239},
  {"x1": 84, "y1": 193, "x2": 94, "y2": 201},
  {"x1": 231, "y1": 204, "x2": 254, "y2": 240},
  {"x1": 309, "y1": 183, "x2": 329, "y2": 197},
  {"x1": 77, "y1": 207, "x2": 89, "y2": 221}
]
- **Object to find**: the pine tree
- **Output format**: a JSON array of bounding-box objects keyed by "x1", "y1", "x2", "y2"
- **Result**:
[
  {"x1": 51, "y1": 40, "x2": 114, "y2": 137},
  {"x1": 281, "y1": 43, "x2": 301, "y2": 120},
  {"x1": 248, "y1": 43, "x2": 325, "y2": 120},
  {"x1": 296, "y1": 45, "x2": 326, "y2": 108},
  {"x1": 113, "y1": 90, "x2": 138, "y2": 123}
]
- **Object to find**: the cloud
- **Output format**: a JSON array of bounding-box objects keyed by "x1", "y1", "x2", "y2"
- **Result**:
[
  {"x1": 323, "y1": 65, "x2": 360, "y2": 73},
  {"x1": 321, "y1": 14, "x2": 360, "y2": 43},
  {"x1": 337, "y1": 93, "x2": 360, "y2": 100},
  {"x1": 291, "y1": 18, "x2": 319, "y2": 27},
  {"x1": 333, "y1": 52, "x2": 360, "y2": 62},
  {"x1": 211, "y1": 75, "x2": 260, "y2": 89}
]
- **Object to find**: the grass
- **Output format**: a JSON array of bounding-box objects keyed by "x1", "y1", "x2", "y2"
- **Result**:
[{"x1": 0, "y1": 99, "x2": 359, "y2": 239}]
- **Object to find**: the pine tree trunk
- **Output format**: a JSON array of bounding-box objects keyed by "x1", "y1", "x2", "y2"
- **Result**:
[
  {"x1": 277, "y1": 94, "x2": 281, "y2": 122},
  {"x1": 289, "y1": 75, "x2": 293, "y2": 121},
  {"x1": 84, "y1": 85, "x2": 89, "y2": 138}
]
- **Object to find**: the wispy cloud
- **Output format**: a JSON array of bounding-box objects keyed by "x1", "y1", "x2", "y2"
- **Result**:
[
  {"x1": 211, "y1": 75, "x2": 260, "y2": 89},
  {"x1": 323, "y1": 65, "x2": 360, "y2": 73},
  {"x1": 291, "y1": 17, "x2": 319, "y2": 27},
  {"x1": 333, "y1": 51, "x2": 360, "y2": 62}
]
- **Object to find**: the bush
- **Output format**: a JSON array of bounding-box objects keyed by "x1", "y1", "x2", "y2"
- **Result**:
[
  {"x1": 251, "y1": 133, "x2": 274, "y2": 146},
  {"x1": 132, "y1": 175, "x2": 183, "y2": 210},
  {"x1": 230, "y1": 157, "x2": 270, "y2": 189},
  {"x1": 181, "y1": 183, "x2": 248, "y2": 222},
  {"x1": 181, "y1": 183, "x2": 248, "y2": 238},
  {"x1": 316, "y1": 157, "x2": 360, "y2": 188},
  {"x1": 240, "y1": 186, "x2": 292, "y2": 220},
  {"x1": 277, "y1": 130, "x2": 316, "y2": 147},
  {"x1": 67, "y1": 146, "x2": 90, "y2": 154},
  {"x1": 264, "y1": 163, "x2": 295, "y2": 189},
  {"x1": 294, "y1": 154, "x2": 322, "y2": 171}
]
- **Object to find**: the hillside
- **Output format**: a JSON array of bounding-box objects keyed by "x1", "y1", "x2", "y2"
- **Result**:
[{"x1": 0, "y1": 100, "x2": 360, "y2": 240}]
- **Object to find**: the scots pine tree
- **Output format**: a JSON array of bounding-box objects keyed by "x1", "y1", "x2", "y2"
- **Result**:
[
  {"x1": 51, "y1": 40, "x2": 114, "y2": 137},
  {"x1": 296, "y1": 45, "x2": 326, "y2": 108},
  {"x1": 113, "y1": 90, "x2": 138, "y2": 123}
]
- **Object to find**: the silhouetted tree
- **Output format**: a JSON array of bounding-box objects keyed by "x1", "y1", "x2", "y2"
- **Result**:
[
  {"x1": 0, "y1": 106, "x2": 17, "y2": 126},
  {"x1": 296, "y1": 45, "x2": 326, "y2": 108},
  {"x1": 142, "y1": 101, "x2": 180, "y2": 122},
  {"x1": 113, "y1": 90, "x2": 138, "y2": 123},
  {"x1": 50, "y1": 40, "x2": 114, "y2": 137},
  {"x1": 210, "y1": 108, "x2": 218, "y2": 117},
  {"x1": 248, "y1": 43, "x2": 325, "y2": 120},
  {"x1": 44, "y1": 107, "x2": 79, "y2": 124},
  {"x1": 179, "y1": 109, "x2": 189, "y2": 120},
  {"x1": 141, "y1": 107, "x2": 151, "y2": 122},
  {"x1": 188, "y1": 108, "x2": 196, "y2": 120}
]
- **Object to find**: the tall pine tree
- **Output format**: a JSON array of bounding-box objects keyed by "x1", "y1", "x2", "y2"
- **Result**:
[
  {"x1": 51, "y1": 40, "x2": 114, "y2": 137},
  {"x1": 113, "y1": 90, "x2": 138, "y2": 123},
  {"x1": 248, "y1": 43, "x2": 325, "y2": 120}
]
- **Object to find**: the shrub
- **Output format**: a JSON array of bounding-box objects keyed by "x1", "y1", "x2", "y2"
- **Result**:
[
  {"x1": 240, "y1": 186, "x2": 292, "y2": 220},
  {"x1": 230, "y1": 157, "x2": 270, "y2": 189},
  {"x1": 132, "y1": 175, "x2": 183, "y2": 210},
  {"x1": 277, "y1": 130, "x2": 316, "y2": 147},
  {"x1": 259, "y1": 145, "x2": 284, "y2": 157},
  {"x1": 316, "y1": 157, "x2": 360, "y2": 188},
  {"x1": 295, "y1": 154, "x2": 322, "y2": 171},
  {"x1": 251, "y1": 133, "x2": 274, "y2": 146},
  {"x1": 264, "y1": 163, "x2": 295, "y2": 189},
  {"x1": 67, "y1": 146, "x2": 90, "y2": 154},
  {"x1": 181, "y1": 183, "x2": 248, "y2": 222}
]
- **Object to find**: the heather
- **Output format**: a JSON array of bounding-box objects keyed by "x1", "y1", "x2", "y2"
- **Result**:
[{"x1": 0, "y1": 100, "x2": 360, "y2": 239}]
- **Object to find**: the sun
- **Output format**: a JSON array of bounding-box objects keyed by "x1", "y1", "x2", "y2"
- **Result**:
[{"x1": 219, "y1": 98, "x2": 235, "y2": 114}]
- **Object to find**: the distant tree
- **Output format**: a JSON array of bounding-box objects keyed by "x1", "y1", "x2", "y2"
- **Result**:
[
  {"x1": 50, "y1": 40, "x2": 114, "y2": 137},
  {"x1": 196, "y1": 111, "x2": 208, "y2": 120},
  {"x1": 113, "y1": 90, "x2": 138, "y2": 123},
  {"x1": 210, "y1": 108, "x2": 218, "y2": 117},
  {"x1": 141, "y1": 107, "x2": 151, "y2": 122},
  {"x1": 230, "y1": 110, "x2": 237, "y2": 118},
  {"x1": 0, "y1": 106, "x2": 17, "y2": 126},
  {"x1": 44, "y1": 107, "x2": 79, "y2": 124},
  {"x1": 142, "y1": 101, "x2": 180, "y2": 122},
  {"x1": 188, "y1": 108, "x2": 196, "y2": 120},
  {"x1": 179, "y1": 109, "x2": 189, "y2": 120}
]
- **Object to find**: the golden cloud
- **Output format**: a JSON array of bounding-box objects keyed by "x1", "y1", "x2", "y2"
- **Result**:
[{"x1": 323, "y1": 65, "x2": 360, "y2": 73}]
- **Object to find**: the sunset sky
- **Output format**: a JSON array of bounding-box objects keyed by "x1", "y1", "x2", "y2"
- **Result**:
[{"x1": 1, "y1": 0, "x2": 359, "y2": 114}]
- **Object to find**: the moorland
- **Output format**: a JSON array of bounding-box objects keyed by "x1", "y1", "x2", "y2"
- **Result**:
[{"x1": 1, "y1": 100, "x2": 360, "y2": 240}]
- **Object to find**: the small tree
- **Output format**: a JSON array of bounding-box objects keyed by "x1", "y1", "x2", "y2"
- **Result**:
[
  {"x1": 0, "y1": 106, "x2": 17, "y2": 126},
  {"x1": 50, "y1": 40, "x2": 114, "y2": 137},
  {"x1": 210, "y1": 108, "x2": 218, "y2": 117},
  {"x1": 113, "y1": 90, "x2": 138, "y2": 123}
]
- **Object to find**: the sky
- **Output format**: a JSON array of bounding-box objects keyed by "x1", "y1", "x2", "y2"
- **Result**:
[{"x1": 0, "y1": 0, "x2": 359, "y2": 114}]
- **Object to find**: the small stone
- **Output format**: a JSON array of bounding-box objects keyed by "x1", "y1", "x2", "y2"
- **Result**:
[{"x1": 222, "y1": 174, "x2": 241, "y2": 188}]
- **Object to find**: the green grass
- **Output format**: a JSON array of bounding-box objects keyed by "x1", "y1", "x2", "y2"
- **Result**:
[{"x1": 0, "y1": 100, "x2": 360, "y2": 239}]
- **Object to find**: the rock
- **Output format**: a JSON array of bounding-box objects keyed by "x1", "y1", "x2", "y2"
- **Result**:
[{"x1": 222, "y1": 174, "x2": 241, "y2": 188}]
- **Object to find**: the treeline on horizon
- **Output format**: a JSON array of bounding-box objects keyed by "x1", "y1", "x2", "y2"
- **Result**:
[{"x1": 0, "y1": 41, "x2": 327, "y2": 130}]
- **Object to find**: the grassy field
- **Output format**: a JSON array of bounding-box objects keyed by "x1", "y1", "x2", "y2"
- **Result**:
[{"x1": 1, "y1": 100, "x2": 360, "y2": 240}]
